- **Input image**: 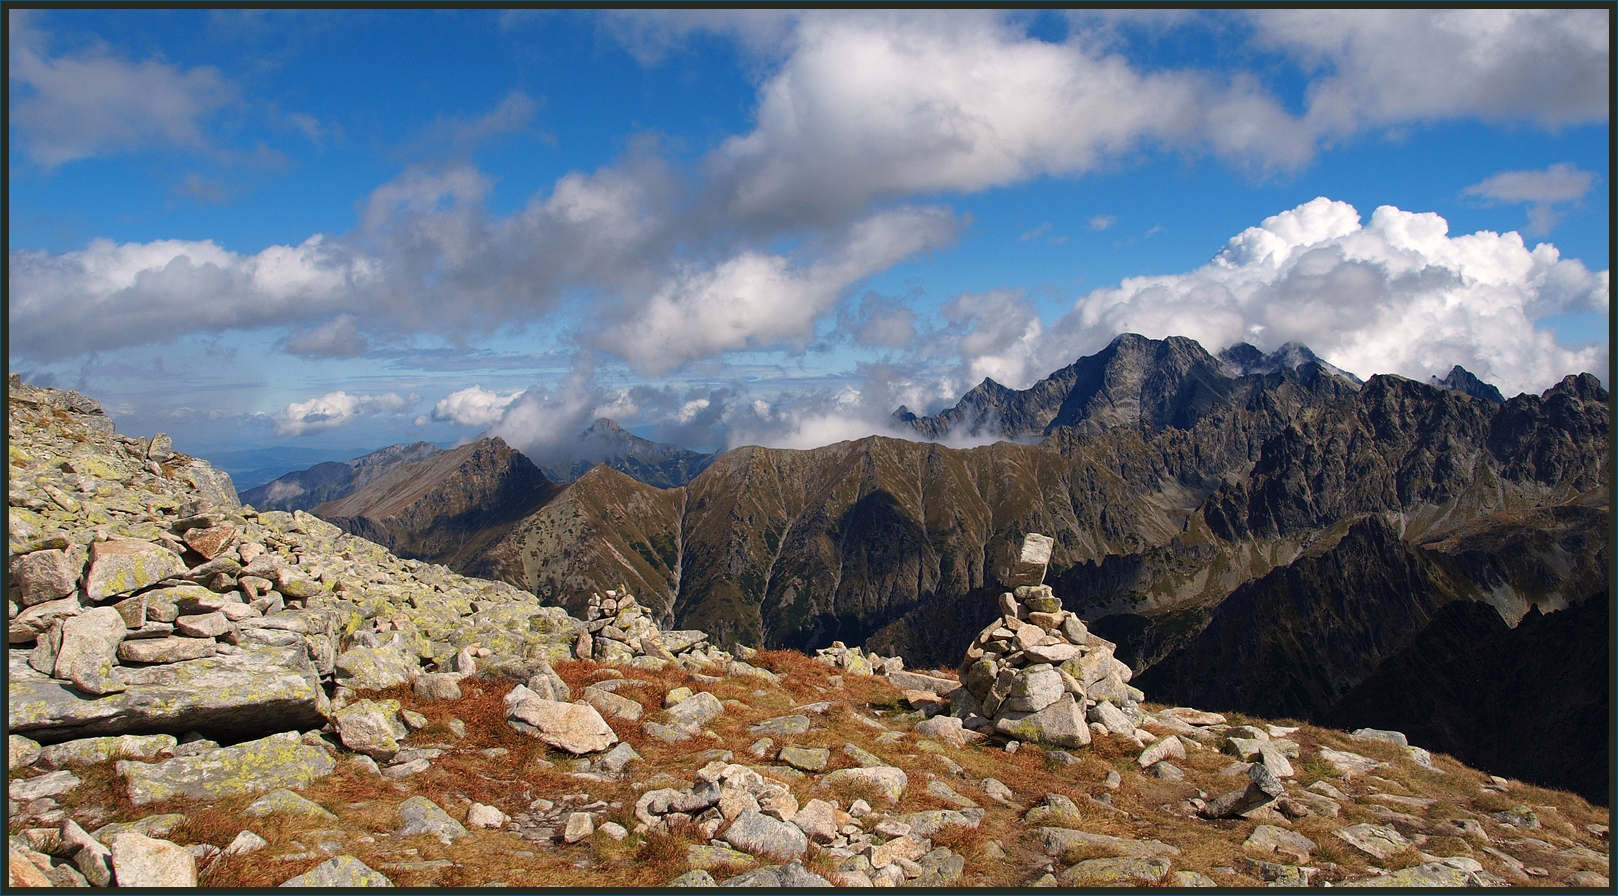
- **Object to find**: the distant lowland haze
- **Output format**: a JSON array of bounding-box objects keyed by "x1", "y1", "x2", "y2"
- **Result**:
[{"x1": 8, "y1": 9, "x2": 1609, "y2": 474}]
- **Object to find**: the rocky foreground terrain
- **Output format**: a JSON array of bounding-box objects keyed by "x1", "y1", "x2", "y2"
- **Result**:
[{"x1": 6, "y1": 377, "x2": 1612, "y2": 888}]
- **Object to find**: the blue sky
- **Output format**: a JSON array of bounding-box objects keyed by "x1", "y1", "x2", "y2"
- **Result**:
[{"x1": 8, "y1": 9, "x2": 1610, "y2": 471}]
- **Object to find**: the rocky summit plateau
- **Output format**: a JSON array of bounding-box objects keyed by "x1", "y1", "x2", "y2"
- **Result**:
[{"x1": 5, "y1": 353, "x2": 1613, "y2": 889}]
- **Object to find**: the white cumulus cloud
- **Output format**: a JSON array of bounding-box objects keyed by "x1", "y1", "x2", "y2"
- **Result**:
[
  {"x1": 1031, "y1": 197, "x2": 1607, "y2": 396},
  {"x1": 8, "y1": 235, "x2": 378, "y2": 362},
  {"x1": 271, "y1": 390, "x2": 418, "y2": 437},
  {"x1": 430, "y1": 385, "x2": 525, "y2": 428}
]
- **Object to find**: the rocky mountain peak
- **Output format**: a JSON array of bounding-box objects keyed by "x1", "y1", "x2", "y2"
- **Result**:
[{"x1": 1429, "y1": 365, "x2": 1506, "y2": 403}]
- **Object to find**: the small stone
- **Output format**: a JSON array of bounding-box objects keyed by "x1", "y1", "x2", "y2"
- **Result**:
[
  {"x1": 820, "y1": 766, "x2": 908, "y2": 803},
  {"x1": 411, "y1": 673, "x2": 463, "y2": 701},
  {"x1": 506, "y1": 697, "x2": 618, "y2": 754},
  {"x1": 1006, "y1": 533, "x2": 1054, "y2": 587},
  {"x1": 1336, "y1": 823, "x2": 1413, "y2": 860},
  {"x1": 117, "y1": 636, "x2": 217, "y2": 663},
  {"x1": 223, "y1": 830, "x2": 269, "y2": 856},
  {"x1": 780, "y1": 744, "x2": 831, "y2": 772},
  {"x1": 174, "y1": 612, "x2": 231, "y2": 639},
  {"x1": 12, "y1": 549, "x2": 80, "y2": 605},
  {"x1": 563, "y1": 812, "x2": 594, "y2": 843},
  {"x1": 466, "y1": 803, "x2": 509, "y2": 829}
]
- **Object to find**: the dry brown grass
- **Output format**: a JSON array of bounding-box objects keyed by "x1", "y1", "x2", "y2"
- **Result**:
[{"x1": 19, "y1": 646, "x2": 1612, "y2": 889}]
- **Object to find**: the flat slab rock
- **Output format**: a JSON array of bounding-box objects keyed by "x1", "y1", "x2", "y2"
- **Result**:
[
  {"x1": 9, "y1": 645, "x2": 327, "y2": 743},
  {"x1": 117, "y1": 731, "x2": 336, "y2": 805}
]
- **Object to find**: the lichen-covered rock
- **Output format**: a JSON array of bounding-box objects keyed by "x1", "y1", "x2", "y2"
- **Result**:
[
  {"x1": 995, "y1": 693, "x2": 1090, "y2": 748},
  {"x1": 333, "y1": 699, "x2": 408, "y2": 761},
  {"x1": 245, "y1": 788, "x2": 338, "y2": 819},
  {"x1": 10, "y1": 644, "x2": 328, "y2": 742},
  {"x1": 117, "y1": 731, "x2": 335, "y2": 805},
  {"x1": 1060, "y1": 855, "x2": 1173, "y2": 885},
  {"x1": 278, "y1": 855, "x2": 393, "y2": 887},
  {"x1": 84, "y1": 539, "x2": 185, "y2": 601},
  {"x1": 396, "y1": 795, "x2": 468, "y2": 842},
  {"x1": 333, "y1": 644, "x2": 421, "y2": 692}
]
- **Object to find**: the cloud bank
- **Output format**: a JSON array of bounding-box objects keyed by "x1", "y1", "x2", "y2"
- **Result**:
[{"x1": 271, "y1": 390, "x2": 418, "y2": 437}]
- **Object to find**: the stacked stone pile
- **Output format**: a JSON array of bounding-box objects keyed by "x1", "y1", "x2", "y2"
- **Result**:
[
  {"x1": 812, "y1": 641, "x2": 903, "y2": 677},
  {"x1": 572, "y1": 587, "x2": 732, "y2": 670},
  {"x1": 946, "y1": 534, "x2": 1142, "y2": 749}
]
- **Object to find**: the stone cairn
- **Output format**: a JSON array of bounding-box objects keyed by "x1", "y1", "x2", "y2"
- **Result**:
[
  {"x1": 571, "y1": 587, "x2": 732, "y2": 670},
  {"x1": 948, "y1": 533, "x2": 1143, "y2": 749}
]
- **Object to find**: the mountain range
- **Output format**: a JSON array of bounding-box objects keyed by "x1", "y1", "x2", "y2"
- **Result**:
[{"x1": 278, "y1": 333, "x2": 1606, "y2": 799}]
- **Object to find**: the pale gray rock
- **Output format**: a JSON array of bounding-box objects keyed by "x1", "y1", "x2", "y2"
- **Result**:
[
  {"x1": 1088, "y1": 700, "x2": 1135, "y2": 736},
  {"x1": 1339, "y1": 862, "x2": 1482, "y2": 887},
  {"x1": 884, "y1": 670, "x2": 959, "y2": 693},
  {"x1": 1336, "y1": 823, "x2": 1413, "y2": 860},
  {"x1": 174, "y1": 612, "x2": 231, "y2": 639},
  {"x1": 1060, "y1": 855, "x2": 1172, "y2": 885},
  {"x1": 223, "y1": 830, "x2": 268, "y2": 856},
  {"x1": 581, "y1": 686, "x2": 643, "y2": 722},
  {"x1": 598, "y1": 740, "x2": 641, "y2": 773},
  {"x1": 62, "y1": 819, "x2": 113, "y2": 886},
  {"x1": 333, "y1": 644, "x2": 420, "y2": 692},
  {"x1": 1350, "y1": 727, "x2": 1409, "y2": 747},
  {"x1": 790, "y1": 798, "x2": 839, "y2": 842},
  {"x1": 995, "y1": 693, "x2": 1090, "y2": 748},
  {"x1": 722, "y1": 807, "x2": 808, "y2": 862},
  {"x1": 779, "y1": 744, "x2": 830, "y2": 772},
  {"x1": 748, "y1": 714, "x2": 810, "y2": 737},
  {"x1": 11, "y1": 769, "x2": 81, "y2": 801},
  {"x1": 55, "y1": 606, "x2": 128, "y2": 695},
  {"x1": 108, "y1": 831, "x2": 197, "y2": 887},
  {"x1": 666, "y1": 690, "x2": 725, "y2": 731},
  {"x1": 466, "y1": 803, "x2": 509, "y2": 829},
  {"x1": 563, "y1": 812, "x2": 595, "y2": 843},
  {"x1": 916, "y1": 714, "x2": 967, "y2": 747},
  {"x1": 506, "y1": 697, "x2": 617, "y2": 754},
  {"x1": 10, "y1": 595, "x2": 83, "y2": 644},
  {"x1": 1006, "y1": 533, "x2": 1053, "y2": 587},
  {"x1": 1039, "y1": 828, "x2": 1179, "y2": 857},
  {"x1": 819, "y1": 766, "x2": 907, "y2": 803},
  {"x1": 1004, "y1": 665, "x2": 1065, "y2": 713},
  {"x1": 668, "y1": 869, "x2": 718, "y2": 887},
  {"x1": 410, "y1": 669, "x2": 462, "y2": 698},
  {"x1": 1244, "y1": 824, "x2": 1316, "y2": 862}
]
